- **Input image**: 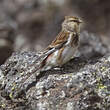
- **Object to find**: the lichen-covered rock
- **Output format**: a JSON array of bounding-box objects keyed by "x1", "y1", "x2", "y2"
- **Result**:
[
  {"x1": 26, "y1": 54, "x2": 110, "y2": 110},
  {"x1": 0, "y1": 32, "x2": 110, "y2": 110},
  {"x1": 0, "y1": 51, "x2": 41, "y2": 100}
]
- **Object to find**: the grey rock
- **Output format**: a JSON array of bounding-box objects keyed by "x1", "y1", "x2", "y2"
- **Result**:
[
  {"x1": 79, "y1": 31, "x2": 108, "y2": 59},
  {"x1": 0, "y1": 32, "x2": 110, "y2": 110}
]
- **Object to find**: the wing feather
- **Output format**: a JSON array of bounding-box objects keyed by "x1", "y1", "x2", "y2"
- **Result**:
[{"x1": 47, "y1": 30, "x2": 69, "y2": 49}]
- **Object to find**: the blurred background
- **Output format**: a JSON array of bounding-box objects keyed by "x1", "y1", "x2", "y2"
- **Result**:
[{"x1": 0, "y1": 0, "x2": 110, "y2": 65}]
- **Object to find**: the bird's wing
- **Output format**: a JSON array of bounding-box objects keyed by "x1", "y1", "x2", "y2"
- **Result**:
[{"x1": 46, "y1": 30, "x2": 69, "y2": 50}]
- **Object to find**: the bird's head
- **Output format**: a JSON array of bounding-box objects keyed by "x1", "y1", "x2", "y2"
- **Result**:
[{"x1": 62, "y1": 16, "x2": 82, "y2": 33}]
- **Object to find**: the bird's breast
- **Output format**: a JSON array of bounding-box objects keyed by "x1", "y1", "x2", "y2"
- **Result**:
[
  {"x1": 65, "y1": 33, "x2": 79, "y2": 47},
  {"x1": 61, "y1": 45, "x2": 77, "y2": 64}
]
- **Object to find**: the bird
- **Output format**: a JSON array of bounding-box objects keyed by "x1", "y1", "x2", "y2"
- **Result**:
[
  {"x1": 2, "y1": 16, "x2": 82, "y2": 97},
  {"x1": 39, "y1": 16, "x2": 83, "y2": 71}
]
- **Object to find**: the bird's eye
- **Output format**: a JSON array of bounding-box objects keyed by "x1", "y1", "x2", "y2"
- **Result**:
[{"x1": 69, "y1": 20, "x2": 78, "y2": 22}]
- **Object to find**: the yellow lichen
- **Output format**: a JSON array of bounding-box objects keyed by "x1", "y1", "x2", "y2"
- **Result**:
[
  {"x1": 9, "y1": 92, "x2": 13, "y2": 99},
  {"x1": 11, "y1": 86, "x2": 15, "y2": 91},
  {"x1": 98, "y1": 83, "x2": 107, "y2": 89},
  {"x1": 1, "y1": 104, "x2": 6, "y2": 108},
  {"x1": 100, "y1": 66, "x2": 106, "y2": 72}
]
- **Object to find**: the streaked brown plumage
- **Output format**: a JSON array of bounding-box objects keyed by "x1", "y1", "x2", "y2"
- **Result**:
[{"x1": 40, "y1": 16, "x2": 82, "y2": 71}]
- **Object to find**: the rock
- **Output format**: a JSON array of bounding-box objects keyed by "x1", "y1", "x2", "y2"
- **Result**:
[
  {"x1": 0, "y1": 38, "x2": 13, "y2": 65},
  {"x1": 26, "y1": 54, "x2": 110, "y2": 110},
  {"x1": 0, "y1": 22, "x2": 15, "y2": 65},
  {"x1": 0, "y1": 31, "x2": 110, "y2": 110},
  {"x1": 79, "y1": 31, "x2": 108, "y2": 59}
]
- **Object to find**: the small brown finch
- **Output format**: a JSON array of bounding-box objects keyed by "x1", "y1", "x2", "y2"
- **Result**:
[
  {"x1": 40, "y1": 16, "x2": 82, "y2": 71},
  {"x1": 1, "y1": 16, "x2": 82, "y2": 98}
]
